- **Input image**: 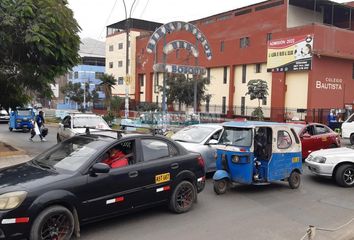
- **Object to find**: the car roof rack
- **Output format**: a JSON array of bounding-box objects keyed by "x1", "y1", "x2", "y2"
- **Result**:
[
  {"x1": 120, "y1": 124, "x2": 165, "y2": 136},
  {"x1": 85, "y1": 127, "x2": 124, "y2": 139}
]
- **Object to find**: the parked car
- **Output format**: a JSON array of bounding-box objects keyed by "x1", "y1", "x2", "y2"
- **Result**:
[
  {"x1": 171, "y1": 124, "x2": 223, "y2": 172},
  {"x1": 8, "y1": 107, "x2": 35, "y2": 132},
  {"x1": 289, "y1": 122, "x2": 340, "y2": 159},
  {"x1": 0, "y1": 109, "x2": 10, "y2": 123},
  {"x1": 305, "y1": 147, "x2": 354, "y2": 187},
  {"x1": 0, "y1": 131, "x2": 205, "y2": 240},
  {"x1": 341, "y1": 113, "x2": 354, "y2": 144},
  {"x1": 57, "y1": 113, "x2": 111, "y2": 142}
]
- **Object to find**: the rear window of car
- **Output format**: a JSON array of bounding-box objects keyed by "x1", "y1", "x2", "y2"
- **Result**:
[{"x1": 172, "y1": 126, "x2": 217, "y2": 143}]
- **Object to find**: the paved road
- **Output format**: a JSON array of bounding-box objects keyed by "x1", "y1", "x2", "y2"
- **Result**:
[{"x1": 0, "y1": 123, "x2": 354, "y2": 240}]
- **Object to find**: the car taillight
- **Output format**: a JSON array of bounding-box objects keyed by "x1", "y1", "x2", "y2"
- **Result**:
[{"x1": 197, "y1": 156, "x2": 205, "y2": 169}]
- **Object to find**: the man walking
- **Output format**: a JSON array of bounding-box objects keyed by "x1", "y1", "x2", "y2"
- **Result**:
[{"x1": 29, "y1": 111, "x2": 46, "y2": 142}]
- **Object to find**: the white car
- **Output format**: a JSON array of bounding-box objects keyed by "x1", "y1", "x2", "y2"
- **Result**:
[
  {"x1": 305, "y1": 147, "x2": 354, "y2": 187},
  {"x1": 0, "y1": 109, "x2": 10, "y2": 123},
  {"x1": 57, "y1": 113, "x2": 111, "y2": 142},
  {"x1": 341, "y1": 113, "x2": 354, "y2": 144}
]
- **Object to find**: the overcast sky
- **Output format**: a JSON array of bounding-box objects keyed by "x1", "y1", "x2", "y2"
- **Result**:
[{"x1": 67, "y1": 0, "x2": 349, "y2": 41}]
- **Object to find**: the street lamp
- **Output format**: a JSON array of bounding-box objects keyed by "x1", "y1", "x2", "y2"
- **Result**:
[{"x1": 122, "y1": 0, "x2": 137, "y2": 119}]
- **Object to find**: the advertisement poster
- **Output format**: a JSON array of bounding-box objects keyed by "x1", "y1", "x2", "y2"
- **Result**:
[{"x1": 267, "y1": 35, "x2": 314, "y2": 72}]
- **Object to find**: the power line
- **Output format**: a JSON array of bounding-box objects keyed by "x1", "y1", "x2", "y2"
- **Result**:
[{"x1": 139, "y1": 0, "x2": 150, "y2": 18}]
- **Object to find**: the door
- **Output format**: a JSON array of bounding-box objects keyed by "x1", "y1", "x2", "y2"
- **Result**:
[
  {"x1": 314, "y1": 124, "x2": 332, "y2": 149},
  {"x1": 80, "y1": 139, "x2": 142, "y2": 221},
  {"x1": 133, "y1": 138, "x2": 181, "y2": 206}
]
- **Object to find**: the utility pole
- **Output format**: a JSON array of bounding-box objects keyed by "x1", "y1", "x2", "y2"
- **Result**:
[{"x1": 122, "y1": 0, "x2": 137, "y2": 119}]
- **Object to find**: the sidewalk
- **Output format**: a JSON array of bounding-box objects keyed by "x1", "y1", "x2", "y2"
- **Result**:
[{"x1": 0, "y1": 141, "x2": 31, "y2": 168}]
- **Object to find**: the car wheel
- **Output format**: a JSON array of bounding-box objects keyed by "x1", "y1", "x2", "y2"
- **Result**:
[
  {"x1": 335, "y1": 164, "x2": 354, "y2": 187},
  {"x1": 288, "y1": 171, "x2": 301, "y2": 189},
  {"x1": 57, "y1": 134, "x2": 61, "y2": 143},
  {"x1": 213, "y1": 179, "x2": 228, "y2": 195},
  {"x1": 350, "y1": 134, "x2": 354, "y2": 145},
  {"x1": 329, "y1": 144, "x2": 338, "y2": 148},
  {"x1": 169, "y1": 181, "x2": 196, "y2": 213},
  {"x1": 30, "y1": 205, "x2": 74, "y2": 240},
  {"x1": 9, "y1": 127, "x2": 12, "y2": 131}
]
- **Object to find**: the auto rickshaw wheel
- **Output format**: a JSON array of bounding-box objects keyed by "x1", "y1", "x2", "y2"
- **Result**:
[
  {"x1": 9, "y1": 127, "x2": 13, "y2": 131},
  {"x1": 213, "y1": 179, "x2": 228, "y2": 195},
  {"x1": 288, "y1": 171, "x2": 301, "y2": 189}
]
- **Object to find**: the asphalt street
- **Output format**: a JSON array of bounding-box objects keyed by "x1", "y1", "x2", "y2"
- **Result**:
[{"x1": 0, "y1": 123, "x2": 354, "y2": 240}]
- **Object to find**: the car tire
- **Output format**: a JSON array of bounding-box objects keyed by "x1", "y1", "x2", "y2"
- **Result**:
[
  {"x1": 288, "y1": 171, "x2": 301, "y2": 189},
  {"x1": 169, "y1": 181, "x2": 196, "y2": 214},
  {"x1": 350, "y1": 134, "x2": 354, "y2": 145},
  {"x1": 213, "y1": 179, "x2": 228, "y2": 195},
  {"x1": 335, "y1": 164, "x2": 354, "y2": 187},
  {"x1": 57, "y1": 134, "x2": 61, "y2": 143},
  {"x1": 329, "y1": 144, "x2": 338, "y2": 148},
  {"x1": 30, "y1": 205, "x2": 74, "y2": 240},
  {"x1": 9, "y1": 127, "x2": 12, "y2": 131}
]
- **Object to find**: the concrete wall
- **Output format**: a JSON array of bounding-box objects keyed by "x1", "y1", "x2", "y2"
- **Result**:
[{"x1": 287, "y1": 5, "x2": 323, "y2": 28}]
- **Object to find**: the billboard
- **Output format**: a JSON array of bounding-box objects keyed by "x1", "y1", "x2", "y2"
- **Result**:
[{"x1": 267, "y1": 35, "x2": 314, "y2": 72}]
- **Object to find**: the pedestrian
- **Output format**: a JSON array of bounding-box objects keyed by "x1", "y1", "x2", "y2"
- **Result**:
[{"x1": 29, "y1": 110, "x2": 46, "y2": 142}]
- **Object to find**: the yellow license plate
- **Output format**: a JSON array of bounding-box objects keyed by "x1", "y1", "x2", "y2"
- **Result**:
[{"x1": 155, "y1": 173, "x2": 170, "y2": 184}]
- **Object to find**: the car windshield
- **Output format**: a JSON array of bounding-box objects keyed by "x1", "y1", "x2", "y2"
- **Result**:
[
  {"x1": 17, "y1": 110, "x2": 31, "y2": 116},
  {"x1": 172, "y1": 125, "x2": 216, "y2": 143},
  {"x1": 219, "y1": 127, "x2": 253, "y2": 147},
  {"x1": 73, "y1": 116, "x2": 109, "y2": 129},
  {"x1": 32, "y1": 137, "x2": 111, "y2": 172}
]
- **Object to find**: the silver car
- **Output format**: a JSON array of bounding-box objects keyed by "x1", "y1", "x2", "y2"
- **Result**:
[
  {"x1": 305, "y1": 146, "x2": 354, "y2": 187},
  {"x1": 57, "y1": 113, "x2": 111, "y2": 142},
  {"x1": 171, "y1": 124, "x2": 223, "y2": 172},
  {"x1": 0, "y1": 109, "x2": 10, "y2": 123}
]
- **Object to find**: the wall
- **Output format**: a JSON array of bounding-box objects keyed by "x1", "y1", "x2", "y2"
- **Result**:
[
  {"x1": 207, "y1": 67, "x2": 229, "y2": 106},
  {"x1": 284, "y1": 71, "x2": 308, "y2": 109},
  {"x1": 287, "y1": 5, "x2": 323, "y2": 29}
]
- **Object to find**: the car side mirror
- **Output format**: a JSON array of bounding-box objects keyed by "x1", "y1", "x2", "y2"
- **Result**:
[
  {"x1": 63, "y1": 123, "x2": 70, "y2": 128},
  {"x1": 208, "y1": 139, "x2": 219, "y2": 145},
  {"x1": 302, "y1": 133, "x2": 311, "y2": 138},
  {"x1": 91, "y1": 163, "x2": 110, "y2": 174}
]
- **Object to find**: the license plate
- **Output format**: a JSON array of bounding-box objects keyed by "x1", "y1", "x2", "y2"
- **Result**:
[{"x1": 155, "y1": 173, "x2": 170, "y2": 184}]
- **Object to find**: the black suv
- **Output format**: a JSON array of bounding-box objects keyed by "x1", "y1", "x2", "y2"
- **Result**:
[{"x1": 0, "y1": 132, "x2": 205, "y2": 240}]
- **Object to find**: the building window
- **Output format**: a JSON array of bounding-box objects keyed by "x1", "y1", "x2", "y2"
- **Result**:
[
  {"x1": 262, "y1": 97, "x2": 267, "y2": 105},
  {"x1": 255, "y1": 64, "x2": 261, "y2": 73},
  {"x1": 74, "y1": 71, "x2": 78, "y2": 79},
  {"x1": 223, "y1": 67, "x2": 227, "y2": 84},
  {"x1": 220, "y1": 41, "x2": 224, "y2": 52},
  {"x1": 118, "y1": 61, "x2": 123, "y2": 67},
  {"x1": 156, "y1": 95, "x2": 159, "y2": 104},
  {"x1": 242, "y1": 65, "x2": 247, "y2": 83},
  {"x1": 222, "y1": 97, "x2": 226, "y2": 114},
  {"x1": 139, "y1": 75, "x2": 144, "y2": 87},
  {"x1": 241, "y1": 97, "x2": 245, "y2": 115},
  {"x1": 207, "y1": 68, "x2": 211, "y2": 84},
  {"x1": 109, "y1": 45, "x2": 114, "y2": 51},
  {"x1": 109, "y1": 62, "x2": 113, "y2": 69},
  {"x1": 118, "y1": 43, "x2": 123, "y2": 49},
  {"x1": 68, "y1": 72, "x2": 73, "y2": 79},
  {"x1": 118, "y1": 77, "x2": 124, "y2": 85},
  {"x1": 352, "y1": 63, "x2": 354, "y2": 79},
  {"x1": 95, "y1": 72, "x2": 104, "y2": 79},
  {"x1": 266, "y1": 33, "x2": 272, "y2": 42},
  {"x1": 240, "y1": 37, "x2": 250, "y2": 48}
]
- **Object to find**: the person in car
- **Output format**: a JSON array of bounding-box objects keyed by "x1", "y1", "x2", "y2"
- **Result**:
[{"x1": 103, "y1": 148, "x2": 129, "y2": 168}]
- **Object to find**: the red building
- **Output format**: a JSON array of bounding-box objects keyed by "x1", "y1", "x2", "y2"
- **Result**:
[{"x1": 134, "y1": 0, "x2": 354, "y2": 122}]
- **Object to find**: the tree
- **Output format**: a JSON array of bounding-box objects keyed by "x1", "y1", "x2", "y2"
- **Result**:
[
  {"x1": 110, "y1": 96, "x2": 123, "y2": 117},
  {"x1": 0, "y1": 0, "x2": 80, "y2": 109},
  {"x1": 99, "y1": 74, "x2": 116, "y2": 111},
  {"x1": 245, "y1": 79, "x2": 269, "y2": 120},
  {"x1": 161, "y1": 74, "x2": 209, "y2": 111},
  {"x1": 61, "y1": 82, "x2": 97, "y2": 111}
]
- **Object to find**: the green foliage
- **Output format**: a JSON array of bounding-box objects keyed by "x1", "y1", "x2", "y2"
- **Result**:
[
  {"x1": 0, "y1": 0, "x2": 80, "y2": 109},
  {"x1": 136, "y1": 102, "x2": 160, "y2": 112},
  {"x1": 99, "y1": 74, "x2": 116, "y2": 111},
  {"x1": 60, "y1": 82, "x2": 96, "y2": 110},
  {"x1": 110, "y1": 96, "x2": 123, "y2": 117},
  {"x1": 103, "y1": 111, "x2": 115, "y2": 124},
  {"x1": 161, "y1": 74, "x2": 209, "y2": 109},
  {"x1": 246, "y1": 79, "x2": 269, "y2": 120}
]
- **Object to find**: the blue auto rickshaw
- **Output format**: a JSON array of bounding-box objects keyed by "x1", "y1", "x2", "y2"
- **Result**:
[
  {"x1": 213, "y1": 121, "x2": 302, "y2": 194},
  {"x1": 9, "y1": 107, "x2": 35, "y2": 132}
]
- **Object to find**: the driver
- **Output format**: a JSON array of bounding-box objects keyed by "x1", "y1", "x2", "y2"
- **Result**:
[{"x1": 103, "y1": 149, "x2": 129, "y2": 168}]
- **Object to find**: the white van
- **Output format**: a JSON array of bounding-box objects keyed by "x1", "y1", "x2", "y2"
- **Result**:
[{"x1": 341, "y1": 113, "x2": 354, "y2": 144}]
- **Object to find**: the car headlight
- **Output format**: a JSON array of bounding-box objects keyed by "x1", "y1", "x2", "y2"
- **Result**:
[
  {"x1": 0, "y1": 191, "x2": 27, "y2": 210},
  {"x1": 312, "y1": 156, "x2": 326, "y2": 164}
]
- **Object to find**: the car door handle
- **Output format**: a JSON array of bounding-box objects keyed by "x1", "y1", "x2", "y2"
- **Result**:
[
  {"x1": 171, "y1": 163, "x2": 179, "y2": 169},
  {"x1": 128, "y1": 171, "x2": 138, "y2": 178}
]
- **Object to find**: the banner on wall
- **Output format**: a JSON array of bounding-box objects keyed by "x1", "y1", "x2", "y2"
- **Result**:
[{"x1": 267, "y1": 35, "x2": 314, "y2": 72}]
